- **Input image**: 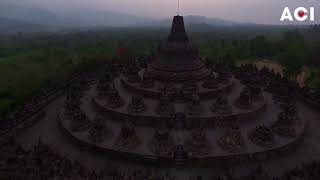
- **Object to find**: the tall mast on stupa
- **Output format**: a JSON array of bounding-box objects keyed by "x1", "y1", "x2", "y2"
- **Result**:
[{"x1": 178, "y1": 0, "x2": 180, "y2": 15}]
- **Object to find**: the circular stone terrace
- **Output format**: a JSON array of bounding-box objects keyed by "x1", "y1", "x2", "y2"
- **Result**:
[
  {"x1": 56, "y1": 67, "x2": 306, "y2": 167},
  {"x1": 92, "y1": 77, "x2": 265, "y2": 126}
]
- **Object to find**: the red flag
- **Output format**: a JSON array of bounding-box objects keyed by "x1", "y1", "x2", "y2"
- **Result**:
[{"x1": 117, "y1": 47, "x2": 128, "y2": 56}]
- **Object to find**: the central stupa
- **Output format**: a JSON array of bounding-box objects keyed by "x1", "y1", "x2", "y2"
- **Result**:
[{"x1": 148, "y1": 15, "x2": 210, "y2": 81}]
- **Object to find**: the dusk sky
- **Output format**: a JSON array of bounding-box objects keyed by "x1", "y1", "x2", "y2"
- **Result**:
[{"x1": 7, "y1": 0, "x2": 320, "y2": 24}]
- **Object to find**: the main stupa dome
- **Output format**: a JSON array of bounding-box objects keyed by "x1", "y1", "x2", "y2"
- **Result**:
[{"x1": 148, "y1": 15, "x2": 210, "y2": 81}]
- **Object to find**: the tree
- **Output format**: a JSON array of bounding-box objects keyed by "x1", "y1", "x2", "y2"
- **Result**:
[{"x1": 279, "y1": 31, "x2": 310, "y2": 78}]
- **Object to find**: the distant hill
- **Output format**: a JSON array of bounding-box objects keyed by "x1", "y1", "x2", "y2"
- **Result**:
[
  {"x1": 0, "y1": 17, "x2": 52, "y2": 33},
  {"x1": 184, "y1": 15, "x2": 245, "y2": 26},
  {"x1": 0, "y1": 3, "x2": 71, "y2": 27},
  {"x1": 142, "y1": 15, "x2": 252, "y2": 27},
  {"x1": 60, "y1": 8, "x2": 154, "y2": 27},
  {"x1": 0, "y1": 2, "x2": 271, "y2": 33},
  {"x1": 0, "y1": 2, "x2": 154, "y2": 28}
]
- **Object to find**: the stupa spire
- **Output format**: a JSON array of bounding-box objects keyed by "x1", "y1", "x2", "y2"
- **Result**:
[
  {"x1": 148, "y1": 13, "x2": 210, "y2": 81},
  {"x1": 168, "y1": 15, "x2": 188, "y2": 42}
]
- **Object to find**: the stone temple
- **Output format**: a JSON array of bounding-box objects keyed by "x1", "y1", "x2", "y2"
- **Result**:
[
  {"x1": 57, "y1": 15, "x2": 305, "y2": 166},
  {"x1": 7, "y1": 15, "x2": 320, "y2": 179}
]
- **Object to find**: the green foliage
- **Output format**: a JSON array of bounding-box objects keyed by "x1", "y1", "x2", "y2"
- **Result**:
[
  {"x1": 0, "y1": 47, "x2": 112, "y2": 116},
  {"x1": 279, "y1": 31, "x2": 311, "y2": 78},
  {"x1": 0, "y1": 28, "x2": 319, "y2": 116},
  {"x1": 0, "y1": 99, "x2": 15, "y2": 117},
  {"x1": 307, "y1": 68, "x2": 320, "y2": 90},
  {"x1": 199, "y1": 35, "x2": 279, "y2": 66}
]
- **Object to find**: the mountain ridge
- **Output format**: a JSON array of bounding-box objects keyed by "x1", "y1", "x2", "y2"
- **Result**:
[{"x1": 0, "y1": 2, "x2": 263, "y2": 32}]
